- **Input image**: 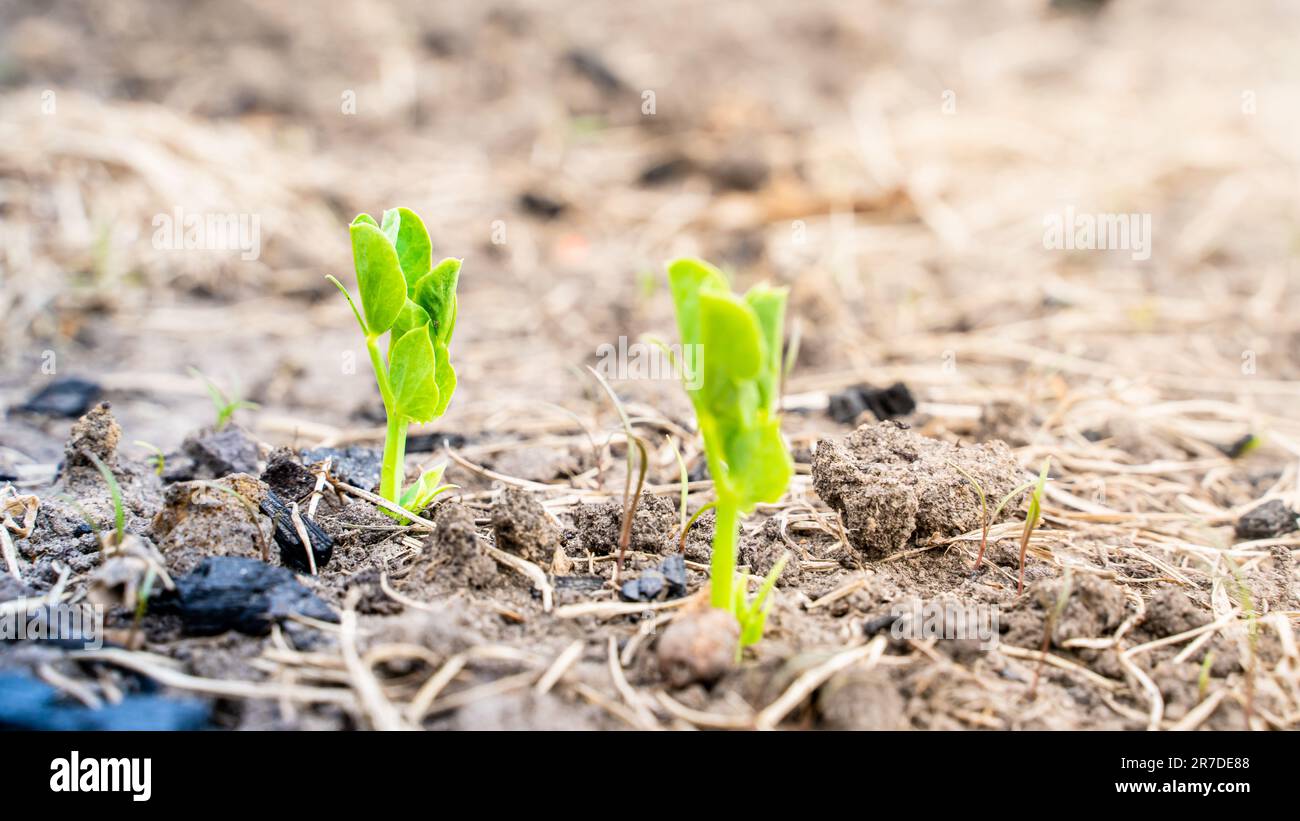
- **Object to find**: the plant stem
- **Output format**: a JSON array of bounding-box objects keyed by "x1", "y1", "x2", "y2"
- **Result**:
[
  {"x1": 380, "y1": 411, "x2": 406, "y2": 504},
  {"x1": 710, "y1": 498, "x2": 738, "y2": 610},
  {"x1": 365, "y1": 334, "x2": 404, "y2": 503}
]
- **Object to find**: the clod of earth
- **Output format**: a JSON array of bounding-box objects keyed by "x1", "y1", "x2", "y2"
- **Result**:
[
  {"x1": 620, "y1": 553, "x2": 688, "y2": 602},
  {"x1": 18, "y1": 376, "x2": 102, "y2": 418},
  {"x1": 430, "y1": 502, "x2": 496, "y2": 588},
  {"x1": 163, "y1": 425, "x2": 260, "y2": 482},
  {"x1": 300, "y1": 446, "x2": 382, "y2": 492},
  {"x1": 0, "y1": 672, "x2": 210, "y2": 731},
  {"x1": 827, "y1": 382, "x2": 916, "y2": 426},
  {"x1": 153, "y1": 556, "x2": 337, "y2": 636},
  {"x1": 152, "y1": 474, "x2": 269, "y2": 574},
  {"x1": 572, "y1": 494, "x2": 677, "y2": 555},
  {"x1": 1003, "y1": 573, "x2": 1127, "y2": 649},
  {"x1": 1233, "y1": 498, "x2": 1299, "y2": 541},
  {"x1": 811, "y1": 420, "x2": 1024, "y2": 559},
  {"x1": 656, "y1": 606, "x2": 740, "y2": 688},
  {"x1": 260, "y1": 489, "x2": 333, "y2": 573},
  {"x1": 61, "y1": 401, "x2": 122, "y2": 474},
  {"x1": 816, "y1": 666, "x2": 906, "y2": 730},
  {"x1": 490, "y1": 486, "x2": 560, "y2": 565}
]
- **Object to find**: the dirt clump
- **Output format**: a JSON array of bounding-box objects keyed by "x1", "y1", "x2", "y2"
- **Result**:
[
  {"x1": 656, "y1": 606, "x2": 739, "y2": 688},
  {"x1": 1138, "y1": 586, "x2": 1209, "y2": 638},
  {"x1": 490, "y1": 486, "x2": 560, "y2": 564},
  {"x1": 151, "y1": 474, "x2": 270, "y2": 574},
  {"x1": 816, "y1": 666, "x2": 907, "y2": 730},
  {"x1": 164, "y1": 425, "x2": 261, "y2": 482},
  {"x1": 428, "y1": 502, "x2": 497, "y2": 588},
  {"x1": 811, "y1": 421, "x2": 1024, "y2": 559},
  {"x1": 61, "y1": 401, "x2": 121, "y2": 473},
  {"x1": 738, "y1": 517, "x2": 800, "y2": 583},
  {"x1": 1004, "y1": 573, "x2": 1127, "y2": 649},
  {"x1": 571, "y1": 494, "x2": 677, "y2": 555}
]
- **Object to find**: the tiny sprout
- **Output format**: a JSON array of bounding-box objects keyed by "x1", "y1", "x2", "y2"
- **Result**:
[
  {"x1": 1016, "y1": 458, "x2": 1052, "y2": 594},
  {"x1": 667, "y1": 257, "x2": 792, "y2": 648},
  {"x1": 86, "y1": 453, "x2": 125, "y2": 547},
  {"x1": 188, "y1": 367, "x2": 258, "y2": 431},
  {"x1": 327, "y1": 208, "x2": 460, "y2": 514},
  {"x1": 134, "y1": 441, "x2": 166, "y2": 476}
]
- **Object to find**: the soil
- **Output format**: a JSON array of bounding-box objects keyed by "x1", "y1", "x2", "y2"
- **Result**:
[{"x1": 2, "y1": 0, "x2": 1299, "y2": 731}]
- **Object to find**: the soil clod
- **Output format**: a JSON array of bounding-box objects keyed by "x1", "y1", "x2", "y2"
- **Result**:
[
  {"x1": 429, "y1": 502, "x2": 496, "y2": 588},
  {"x1": 573, "y1": 494, "x2": 677, "y2": 555},
  {"x1": 656, "y1": 606, "x2": 739, "y2": 688},
  {"x1": 490, "y1": 486, "x2": 560, "y2": 565},
  {"x1": 811, "y1": 421, "x2": 1023, "y2": 558}
]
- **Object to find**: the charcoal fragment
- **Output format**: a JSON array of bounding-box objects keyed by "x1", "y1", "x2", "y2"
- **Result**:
[
  {"x1": 154, "y1": 556, "x2": 337, "y2": 635},
  {"x1": 19, "y1": 377, "x2": 102, "y2": 418},
  {"x1": 0, "y1": 673, "x2": 209, "y2": 731},
  {"x1": 261, "y1": 489, "x2": 333, "y2": 572},
  {"x1": 1235, "y1": 499, "x2": 1299, "y2": 541},
  {"x1": 827, "y1": 382, "x2": 916, "y2": 425}
]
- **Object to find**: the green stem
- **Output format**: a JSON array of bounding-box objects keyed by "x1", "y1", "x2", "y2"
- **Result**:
[
  {"x1": 365, "y1": 334, "x2": 405, "y2": 503},
  {"x1": 710, "y1": 498, "x2": 739, "y2": 610},
  {"x1": 381, "y1": 412, "x2": 407, "y2": 504}
]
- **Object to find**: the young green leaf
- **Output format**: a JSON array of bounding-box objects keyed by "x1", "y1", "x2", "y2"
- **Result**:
[
  {"x1": 400, "y1": 461, "x2": 456, "y2": 512},
  {"x1": 413, "y1": 258, "x2": 461, "y2": 345},
  {"x1": 350, "y1": 221, "x2": 407, "y2": 335},
  {"x1": 392, "y1": 207, "x2": 433, "y2": 291},
  {"x1": 431, "y1": 341, "x2": 457, "y2": 417},
  {"x1": 389, "y1": 324, "x2": 441, "y2": 422}
]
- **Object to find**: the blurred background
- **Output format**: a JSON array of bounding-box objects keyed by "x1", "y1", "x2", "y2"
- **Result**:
[{"x1": 2, "y1": 0, "x2": 1299, "y2": 474}]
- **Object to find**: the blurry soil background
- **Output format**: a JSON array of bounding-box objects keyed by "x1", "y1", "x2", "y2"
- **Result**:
[{"x1": 1, "y1": 0, "x2": 1299, "y2": 730}]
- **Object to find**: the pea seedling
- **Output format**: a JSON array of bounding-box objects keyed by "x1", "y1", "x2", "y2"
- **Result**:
[
  {"x1": 667, "y1": 258, "x2": 793, "y2": 650},
  {"x1": 327, "y1": 207, "x2": 460, "y2": 514},
  {"x1": 188, "y1": 367, "x2": 258, "y2": 431}
]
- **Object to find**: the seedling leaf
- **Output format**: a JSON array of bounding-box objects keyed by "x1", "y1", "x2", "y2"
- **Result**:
[
  {"x1": 350, "y1": 220, "x2": 406, "y2": 335},
  {"x1": 389, "y1": 324, "x2": 440, "y2": 422}
]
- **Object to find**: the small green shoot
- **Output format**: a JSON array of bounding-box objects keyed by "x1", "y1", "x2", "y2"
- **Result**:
[
  {"x1": 1224, "y1": 555, "x2": 1258, "y2": 725},
  {"x1": 1016, "y1": 457, "x2": 1051, "y2": 594},
  {"x1": 1197, "y1": 651, "x2": 1215, "y2": 701},
  {"x1": 679, "y1": 501, "x2": 717, "y2": 555},
  {"x1": 188, "y1": 367, "x2": 258, "y2": 431},
  {"x1": 733, "y1": 552, "x2": 790, "y2": 659},
  {"x1": 951, "y1": 462, "x2": 1037, "y2": 573},
  {"x1": 667, "y1": 257, "x2": 793, "y2": 646},
  {"x1": 134, "y1": 441, "x2": 166, "y2": 476},
  {"x1": 327, "y1": 208, "x2": 460, "y2": 514},
  {"x1": 86, "y1": 453, "x2": 125, "y2": 547},
  {"x1": 129, "y1": 564, "x2": 159, "y2": 646}
]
